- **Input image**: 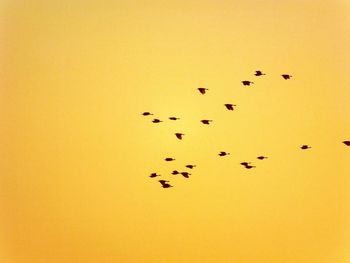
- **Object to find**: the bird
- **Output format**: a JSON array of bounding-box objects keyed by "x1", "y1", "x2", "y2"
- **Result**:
[
  {"x1": 172, "y1": 170, "x2": 179, "y2": 175},
  {"x1": 219, "y1": 151, "x2": 230, "y2": 156},
  {"x1": 281, "y1": 74, "x2": 292, "y2": 80},
  {"x1": 164, "y1": 157, "x2": 175, "y2": 161},
  {"x1": 161, "y1": 183, "x2": 173, "y2": 188},
  {"x1": 257, "y1": 156, "x2": 268, "y2": 160},
  {"x1": 180, "y1": 172, "x2": 191, "y2": 178},
  {"x1": 343, "y1": 141, "x2": 350, "y2": 146},
  {"x1": 152, "y1": 119, "x2": 162, "y2": 123},
  {"x1": 142, "y1": 112, "x2": 153, "y2": 116},
  {"x1": 240, "y1": 162, "x2": 256, "y2": 169},
  {"x1": 201, "y1": 119, "x2": 213, "y2": 125},
  {"x1": 185, "y1": 165, "x2": 196, "y2": 169},
  {"x1": 254, "y1": 70, "x2": 266, "y2": 76},
  {"x1": 224, "y1": 104, "x2": 237, "y2": 111},
  {"x1": 175, "y1": 133, "x2": 184, "y2": 140},
  {"x1": 149, "y1": 173, "x2": 160, "y2": 178},
  {"x1": 301, "y1": 145, "x2": 311, "y2": 150},
  {"x1": 198, "y1": 87, "x2": 208, "y2": 94},
  {"x1": 242, "y1": 80, "x2": 254, "y2": 86},
  {"x1": 169, "y1": 117, "x2": 180, "y2": 120},
  {"x1": 159, "y1": 180, "x2": 169, "y2": 184},
  {"x1": 159, "y1": 180, "x2": 173, "y2": 188}
]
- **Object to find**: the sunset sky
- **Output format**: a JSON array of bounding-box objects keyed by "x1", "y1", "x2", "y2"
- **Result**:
[{"x1": 1, "y1": 1, "x2": 350, "y2": 262}]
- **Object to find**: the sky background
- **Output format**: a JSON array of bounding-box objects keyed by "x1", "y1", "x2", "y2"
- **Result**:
[{"x1": 1, "y1": 0, "x2": 350, "y2": 262}]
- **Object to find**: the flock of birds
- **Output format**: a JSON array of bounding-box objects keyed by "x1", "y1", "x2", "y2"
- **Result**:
[{"x1": 141, "y1": 71, "x2": 350, "y2": 189}]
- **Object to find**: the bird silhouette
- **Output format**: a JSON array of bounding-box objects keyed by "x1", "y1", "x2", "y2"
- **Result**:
[
  {"x1": 142, "y1": 112, "x2": 153, "y2": 116},
  {"x1": 159, "y1": 180, "x2": 168, "y2": 184},
  {"x1": 165, "y1": 157, "x2": 175, "y2": 161},
  {"x1": 175, "y1": 133, "x2": 184, "y2": 140},
  {"x1": 180, "y1": 172, "x2": 191, "y2": 178},
  {"x1": 242, "y1": 80, "x2": 254, "y2": 86},
  {"x1": 172, "y1": 170, "x2": 179, "y2": 175},
  {"x1": 240, "y1": 162, "x2": 250, "y2": 166},
  {"x1": 185, "y1": 165, "x2": 196, "y2": 169},
  {"x1": 343, "y1": 141, "x2": 350, "y2": 146},
  {"x1": 198, "y1": 87, "x2": 208, "y2": 94},
  {"x1": 152, "y1": 119, "x2": 162, "y2": 123},
  {"x1": 201, "y1": 119, "x2": 213, "y2": 125},
  {"x1": 257, "y1": 156, "x2": 268, "y2": 160},
  {"x1": 219, "y1": 151, "x2": 230, "y2": 156},
  {"x1": 254, "y1": 70, "x2": 266, "y2": 76},
  {"x1": 301, "y1": 145, "x2": 311, "y2": 150},
  {"x1": 281, "y1": 74, "x2": 292, "y2": 80},
  {"x1": 244, "y1": 164, "x2": 256, "y2": 169},
  {"x1": 149, "y1": 173, "x2": 160, "y2": 178},
  {"x1": 169, "y1": 117, "x2": 180, "y2": 120},
  {"x1": 224, "y1": 104, "x2": 237, "y2": 111},
  {"x1": 159, "y1": 180, "x2": 173, "y2": 188}
]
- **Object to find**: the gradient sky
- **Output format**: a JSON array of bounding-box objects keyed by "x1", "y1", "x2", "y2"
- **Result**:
[{"x1": 1, "y1": 1, "x2": 350, "y2": 262}]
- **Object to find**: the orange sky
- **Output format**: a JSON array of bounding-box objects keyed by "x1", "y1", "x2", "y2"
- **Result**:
[{"x1": 1, "y1": 1, "x2": 350, "y2": 262}]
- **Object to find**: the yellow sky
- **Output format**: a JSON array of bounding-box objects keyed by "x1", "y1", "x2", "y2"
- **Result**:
[{"x1": 1, "y1": 1, "x2": 350, "y2": 262}]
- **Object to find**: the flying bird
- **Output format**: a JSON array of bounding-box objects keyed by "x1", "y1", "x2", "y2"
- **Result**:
[
  {"x1": 254, "y1": 70, "x2": 266, "y2": 76},
  {"x1": 164, "y1": 157, "x2": 175, "y2": 161},
  {"x1": 224, "y1": 104, "x2": 237, "y2": 111},
  {"x1": 242, "y1": 80, "x2": 254, "y2": 86},
  {"x1": 161, "y1": 183, "x2": 172, "y2": 188},
  {"x1": 172, "y1": 170, "x2": 179, "y2": 175},
  {"x1": 301, "y1": 145, "x2": 311, "y2": 150},
  {"x1": 142, "y1": 112, "x2": 153, "y2": 116},
  {"x1": 342, "y1": 141, "x2": 350, "y2": 146},
  {"x1": 240, "y1": 162, "x2": 256, "y2": 169},
  {"x1": 175, "y1": 133, "x2": 184, "y2": 140},
  {"x1": 152, "y1": 119, "x2": 162, "y2": 123},
  {"x1": 257, "y1": 156, "x2": 268, "y2": 160},
  {"x1": 159, "y1": 180, "x2": 173, "y2": 188},
  {"x1": 149, "y1": 173, "x2": 160, "y2": 178},
  {"x1": 185, "y1": 165, "x2": 196, "y2": 169},
  {"x1": 159, "y1": 180, "x2": 169, "y2": 184},
  {"x1": 281, "y1": 74, "x2": 292, "y2": 80},
  {"x1": 198, "y1": 87, "x2": 208, "y2": 94},
  {"x1": 219, "y1": 151, "x2": 230, "y2": 156},
  {"x1": 169, "y1": 117, "x2": 180, "y2": 120},
  {"x1": 180, "y1": 172, "x2": 191, "y2": 178},
  {"x1": 201, "y1": 119, "x2": 213, "y2": 125}
]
